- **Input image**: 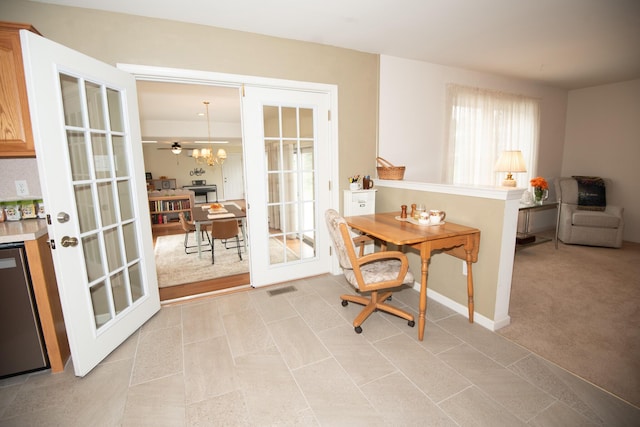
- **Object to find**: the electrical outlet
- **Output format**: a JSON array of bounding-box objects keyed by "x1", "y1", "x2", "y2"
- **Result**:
[
  {"x1": 462, "y1": 261, "x2": 468, "y2": 276},
  {"x1": 15, "y1": 180, "x2": 29, "y2": 197}
]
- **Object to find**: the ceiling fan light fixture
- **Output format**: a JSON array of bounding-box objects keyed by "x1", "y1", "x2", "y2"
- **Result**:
[{"x1": 171, "y1": 142, "x2": 182, "y2": 155}]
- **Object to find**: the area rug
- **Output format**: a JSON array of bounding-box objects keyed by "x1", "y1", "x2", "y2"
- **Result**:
[
  {"x1": 154, "y1": 234, "x2": 249, "y2": 287},
  {"x1": 499, "y1": 236, "x2": 640, "y2": 407},
  {"x1": 154, "y1": 234, "x2": 300, "y2": 288}
]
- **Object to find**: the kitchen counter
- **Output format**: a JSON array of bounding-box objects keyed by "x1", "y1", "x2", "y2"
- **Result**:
[{"x1": 0, "y1": 219, "x2": 48, "y2": 244}]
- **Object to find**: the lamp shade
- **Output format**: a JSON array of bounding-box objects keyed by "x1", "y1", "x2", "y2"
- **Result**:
[
  {"x1": 495, "y1": 150, "x2": 527, "y2": 187},
  {"x1": 494, "y1": 150, "x2": 527, "y2": 173}
]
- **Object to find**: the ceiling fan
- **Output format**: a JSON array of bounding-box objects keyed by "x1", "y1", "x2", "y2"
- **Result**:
[{"x1": 156, "y1": 141, "x2": 182, "y2": 154}]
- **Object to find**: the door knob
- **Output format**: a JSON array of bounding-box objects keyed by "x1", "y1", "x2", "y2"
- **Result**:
[
  {"x1": 60, "y1": 236, "x2": 78, "y2": 247},
  {"x1": 57, "y1": 212, "x2": 70, "y2": 223}
]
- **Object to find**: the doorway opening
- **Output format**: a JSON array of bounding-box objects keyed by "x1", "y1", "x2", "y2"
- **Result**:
[{"x1": 136, "y1": 80, "x2": 249, "y2": 300}]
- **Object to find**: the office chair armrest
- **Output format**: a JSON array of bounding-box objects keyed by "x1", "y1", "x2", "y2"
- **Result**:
[
  {"x1": 352, "y1": 235, "x2": 374, "y2": 257},
  {"x1": 353, "y1": 250, "x2": 410, "y2": 290}
]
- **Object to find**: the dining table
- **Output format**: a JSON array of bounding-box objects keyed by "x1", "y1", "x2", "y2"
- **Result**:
[
  {"x1": 191, "y1": 203, "x2": 247, "y2": 258},
  {"x1": 344, "y1": 212, "x2": 480, "y2": 341}
]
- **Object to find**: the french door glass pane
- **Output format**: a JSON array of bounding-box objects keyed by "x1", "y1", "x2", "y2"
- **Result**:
[
  {"x1": 103, "y1": 227, "x2": 124, "y2": 272},
  {"x1": 117, "y1": 181, "x2": 134, "y2": 221},
  {"x1": 74, "y1": 184, "x2": 97, "y2": 233},
  {"x1": 91, "y1": 133, "x2": 110, "y2": 179},
  {"x1": 107, "y1": 89, "x2": 123, "y2": 132},
  {"x1": 112, "y1": 136, "x2": 129, "y2": 177},
  {"x1": 128, "y1": 263, "x2": 143, "y2": 303},
  {"x1": 90, "y1": 282, "x2": 111, "y2": 328},
  {"x1": 85, "y1": 81, "x2": 105, "y2": 130},
  {"x1": 122, "y1": 222, "x2": 138, "y2": 263},
  {"x1": 67, "y1": 131, "x2": 90, "y2": 181},
  {"x1": 59, "y1": 74, "x2": 83, "y2": 127},
  {"x1": 111, "y1": 271, "x2": 128, "y2": 315},
  {"x1": 82, "y1": 234, "x2": 103, "y2": 282},
  {"x1": 97, "y1": 182, "x2": 117, "y2": 226}
]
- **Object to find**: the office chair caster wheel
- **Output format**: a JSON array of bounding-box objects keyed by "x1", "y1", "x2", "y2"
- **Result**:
[
  {"x1": 341, "y1": 300, "x2": 348, "y2": 307},
  {"x1": 354, "y1": 326, "x2": 363, "y2": 334},
  {"x1": 408, "y1": 320, "x2": 415, "y2": 327}
]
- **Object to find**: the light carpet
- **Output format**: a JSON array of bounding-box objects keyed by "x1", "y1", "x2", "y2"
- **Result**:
[
  {"x1": 154, "y1": 233, "x2": 248, "y2": 287},
  {"x1": 499, "y1": 234, "x2": 640, "y2": 407}
]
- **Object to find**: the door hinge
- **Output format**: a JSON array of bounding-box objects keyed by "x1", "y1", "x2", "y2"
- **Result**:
[
  {"x1": 49, "y1": 239, "x2": 56, "y2": 250},
  {"x1": 46, "y1": 214, "x2": 52, "y2": 225},
  {"x1": 329, "y1": 246, "x2": 332, "y2": 256},
  {"x1": 328, "y1": 180, "x2": 332, "y2": 191},
  {"x1": 328, "y1": 110, "x2": 331, "y2": 121},
  {"x1": 241, "y1": 84, "x2": 245, "y2": 97}
]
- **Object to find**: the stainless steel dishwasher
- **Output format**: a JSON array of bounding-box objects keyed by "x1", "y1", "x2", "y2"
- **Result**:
[{"x1": 0, "y1": 242, "x2": 50, "y2": 378}]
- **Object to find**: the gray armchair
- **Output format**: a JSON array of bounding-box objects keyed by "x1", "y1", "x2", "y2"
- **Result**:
[{"x1": 555, "y1": 177, "x2": 624, "y2": 248}]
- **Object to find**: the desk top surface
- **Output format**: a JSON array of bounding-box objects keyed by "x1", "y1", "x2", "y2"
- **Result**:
[{"x1": 344, "y1": 212, "x2": 479, "y2": 246}]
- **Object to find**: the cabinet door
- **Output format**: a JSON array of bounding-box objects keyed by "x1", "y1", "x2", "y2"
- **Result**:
[{"x1": 0, "y1": 24, "x2": 36, "y2": 157}]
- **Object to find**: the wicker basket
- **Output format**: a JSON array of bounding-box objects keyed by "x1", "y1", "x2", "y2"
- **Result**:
[{"x1": 376, "y1": 157, "x2": 405, "y2": 180}]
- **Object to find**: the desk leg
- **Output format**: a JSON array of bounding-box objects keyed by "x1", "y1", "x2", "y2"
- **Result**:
[
  {"x1": 418, "y1": 245, "x2": 431, "y2": 341},
  {"x1": 466, "y1": 252, "x2": 474, "y2": 323}
]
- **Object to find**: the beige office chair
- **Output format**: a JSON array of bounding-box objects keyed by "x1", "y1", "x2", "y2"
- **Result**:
[
  {"x1": 178, "y1": 212, "x2": 211, "y2": 254},
  {"x1": 210, "y1": 219, "x2": 243, "y2": 264},
  {"x1": 325, "y1": 209, "x2": 415, "y2": 334}
]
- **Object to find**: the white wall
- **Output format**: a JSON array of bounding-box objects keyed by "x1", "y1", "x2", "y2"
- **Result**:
[
  {"x1": 563, "y1": 79, "x2": 640, "y2": 243},
  {"x1": 379, "y1": 55, "x2": 568, "y2": 184}
]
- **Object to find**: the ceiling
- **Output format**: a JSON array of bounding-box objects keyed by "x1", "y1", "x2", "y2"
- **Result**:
[
  {"x1": 136, "y1": 81, "x2": 242, "y2": 148},
  {"x1": 31, "y1": 0, "x2": 640, "y2": 145}
]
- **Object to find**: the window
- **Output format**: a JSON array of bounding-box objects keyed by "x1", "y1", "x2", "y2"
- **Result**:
[{"x1": 444, "y1": 84, "x2": 540, "y2": 186}]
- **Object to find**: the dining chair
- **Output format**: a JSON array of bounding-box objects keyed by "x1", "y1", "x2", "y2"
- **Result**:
[
  {"x1": 178, "y1": 212, "x2": 211, "y2": 254},
  {"x1": 210, "y1": 219, "x2": 243, "y2": 264},
  {"x1": 325, "y1": 209, "x2": 415, "y2": 334}
]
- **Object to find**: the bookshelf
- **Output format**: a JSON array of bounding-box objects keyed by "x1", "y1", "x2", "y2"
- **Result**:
[{"x1": 148, "y1": 191, "x2": 194, "y2": 228}]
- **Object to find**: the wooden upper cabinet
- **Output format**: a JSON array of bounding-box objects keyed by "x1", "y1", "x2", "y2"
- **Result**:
[{"x1": 0, "y1": 22, "x2": 40, "y2": 157}]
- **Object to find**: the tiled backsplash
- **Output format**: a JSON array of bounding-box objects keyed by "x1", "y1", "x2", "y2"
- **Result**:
[{"x1": 0, "y1": 158, "x2": 43, "y2": 201}]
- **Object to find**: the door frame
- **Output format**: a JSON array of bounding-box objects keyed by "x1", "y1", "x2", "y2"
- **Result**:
[{"x1": 117, "y1": 63, "x2": 340, "y2": 279}]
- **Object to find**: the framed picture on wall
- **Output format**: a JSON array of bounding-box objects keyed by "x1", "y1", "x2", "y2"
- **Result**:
[{"x1": 145, "y1": 172, "x2": 152, "y2": 180}]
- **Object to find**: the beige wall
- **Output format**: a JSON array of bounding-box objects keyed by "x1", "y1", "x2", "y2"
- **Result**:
[
  {"x1": 0, "y1": 0, "x2": 379, "y2": 209},
  {"x1": 375, "y1": 187, "x2": 505, "y2": 321},
  {"x1": 563, "y1": 79, "x2": 640, "y2": 243}
]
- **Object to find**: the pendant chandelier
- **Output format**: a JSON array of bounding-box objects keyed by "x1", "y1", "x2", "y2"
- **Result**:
[{"x1": 192, "y1": 101, "x2": 227, "y2": 167}]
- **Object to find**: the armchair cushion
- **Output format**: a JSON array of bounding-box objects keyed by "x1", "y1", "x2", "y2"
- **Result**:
[
  {"x1": 573, "y1": 176, "x2": 606, "y2": 211},
  {"x1": 571, "y1": 209, "x2": 621, "y2": 228}
]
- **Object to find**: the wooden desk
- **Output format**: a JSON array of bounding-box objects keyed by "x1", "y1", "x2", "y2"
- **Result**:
[
  {"x1": 192, "y1": 204, "x2": 247, "y2": 258},
  {"x1": 344, "y1": 212, "x2": 480, "y2": 341}
]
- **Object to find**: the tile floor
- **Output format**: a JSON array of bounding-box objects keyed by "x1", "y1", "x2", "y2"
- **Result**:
[{"x1": 1, "y1": 274, "x2": 638, "y2": 426}]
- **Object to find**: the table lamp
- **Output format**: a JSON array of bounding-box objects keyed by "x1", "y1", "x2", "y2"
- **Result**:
[{"x1": 495, "y1": 150, "x2": 527, "y2": 187}]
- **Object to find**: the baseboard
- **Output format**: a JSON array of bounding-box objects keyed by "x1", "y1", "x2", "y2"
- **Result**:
[{"x1": 410, "y1": 282, "x2": 505, "y2": 331}]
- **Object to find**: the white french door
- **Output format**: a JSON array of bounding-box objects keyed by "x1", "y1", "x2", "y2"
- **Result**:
[
  {"x1": 21, "y1": 31, "x2": 159, "y2": 376},
  {"x1": 242, "y1": 87, "x2": 332, "y2": 287}
]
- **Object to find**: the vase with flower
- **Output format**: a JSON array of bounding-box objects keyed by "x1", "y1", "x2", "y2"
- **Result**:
[{"x1": 530, "y1": 176, "x2": 549, "y2": 205}]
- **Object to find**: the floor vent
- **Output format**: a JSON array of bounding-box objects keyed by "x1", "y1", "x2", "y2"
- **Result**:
[{"x1": 267, "y1": 285, "x2": 297, "y2": 297}]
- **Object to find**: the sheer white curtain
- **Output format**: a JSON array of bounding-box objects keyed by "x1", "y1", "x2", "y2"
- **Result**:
[{"x1": 444, "y1": 84, "x2": 540, "y2": 186}]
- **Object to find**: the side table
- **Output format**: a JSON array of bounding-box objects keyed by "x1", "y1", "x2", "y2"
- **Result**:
[{"x1": 517, "y1": 201, "x2": 558, "y2": 249}]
